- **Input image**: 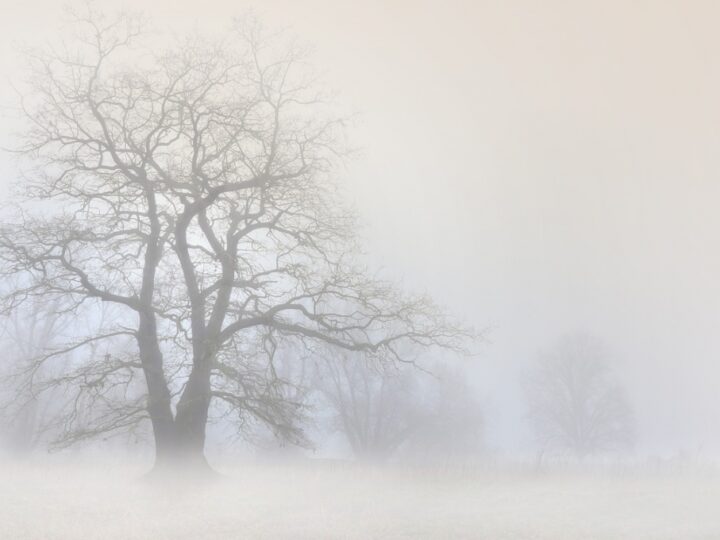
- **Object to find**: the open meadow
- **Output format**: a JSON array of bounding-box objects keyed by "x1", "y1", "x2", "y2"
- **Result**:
[{"x1": 2, "y1": 460, "x2": 719, "y2": 539}]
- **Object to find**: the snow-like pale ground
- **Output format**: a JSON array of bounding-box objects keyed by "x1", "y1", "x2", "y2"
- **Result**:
[{"x1": 1, "y1": 460, "x2": 719, "y2": 539}]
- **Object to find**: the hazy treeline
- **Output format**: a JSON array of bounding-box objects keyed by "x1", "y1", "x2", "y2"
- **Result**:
[
  {"x1": 0, "y1": 4, "x2": 688, "y2": 473},
  {"x1": 0, "y1": 290, "x2": 636, "y2": 466}
]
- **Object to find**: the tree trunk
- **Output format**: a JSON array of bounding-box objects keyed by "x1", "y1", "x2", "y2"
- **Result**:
[
  {"x1": 171, "y1": 360, "x2": 213, "y2": 471},
  {"x1": 137, "y1": 310, "x2": 216, "y2": 475},
  {"x1": 136, "y1": 311, "x2": 184, "y2": 469}
]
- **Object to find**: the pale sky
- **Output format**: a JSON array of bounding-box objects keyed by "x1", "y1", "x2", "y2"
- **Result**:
[{"x1": 2, "y1": 0, "x2": 720, "y2": 455}]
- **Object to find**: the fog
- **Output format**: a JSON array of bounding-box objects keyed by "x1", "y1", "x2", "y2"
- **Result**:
[{"x1": 1, "y1": 1, "x2": 720, "y2": 538}]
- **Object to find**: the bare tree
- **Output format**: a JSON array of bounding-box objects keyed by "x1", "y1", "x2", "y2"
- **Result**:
[
  {"x1": 524, "y1": 334, "x2": 634, "y2": 462},
  {"x1": 313, "y1": 351, "x2": 424, "y2": 462},
  {"x1": 313, "y1": 355, "x2": 484, "y2": 464},
  {"x1": 0, "y1": 296, "x2": 68, "y2": 455},
  {"x1": 0, "y1": 7, "x2": 468, "y2": 471},
  {"x1": 402, "y1": 363, "x2": 484, "y2": 464},
  {"x1": 1, "y1": 299, "x2": 148, "y2": 453}
]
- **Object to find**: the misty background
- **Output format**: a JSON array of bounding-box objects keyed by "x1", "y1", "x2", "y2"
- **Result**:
[{"x1": 2, "y1": 0, "x2": 720, "y2": 460}]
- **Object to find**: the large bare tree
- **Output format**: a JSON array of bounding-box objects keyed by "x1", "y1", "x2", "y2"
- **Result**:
[{"x1": 0, "y1": 8, "x2": 468, "y2": 471}]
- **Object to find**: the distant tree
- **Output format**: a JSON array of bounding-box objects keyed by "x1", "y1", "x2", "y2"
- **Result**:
[
  {"x1": 313, "y1": 354, "x2": 484, "y2": 464},
  {"x1": 0, "y1": 298, "x2": 144, "y2": 454},
  {"x1": 524, "y1": 334, "x2": 634, "y2": 462},
  {"x1": 0, "y1": 297, "x2": 67, "y2": 455},
  {"x1": 0, "y1": 7, "x2": 469, "y2": 472},
  {"x1": 402, "y1": 364, "x2": 484, "y2": 464},
  {"x1": 313, "y1": 352, "x2": 423, "y2": 462}
]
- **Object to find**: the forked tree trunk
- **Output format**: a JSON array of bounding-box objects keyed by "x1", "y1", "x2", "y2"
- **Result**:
[
  {"x1": 172, "y1": 363, "x2": 213, "y2": 469},
  {"x1": 137, "y1": 314, "x2": 175, "y2": 456},
  {"x1": 138, "y1": 314, "x2": 214, "y2": 475},
  {"x1": 146, "y1": 417, "x2": 213, "y2": 476}
]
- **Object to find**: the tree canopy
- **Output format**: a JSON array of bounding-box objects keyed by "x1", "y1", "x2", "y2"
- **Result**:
[{"x1": 0, "y1": 7, "x2": 469, "y2": 469}]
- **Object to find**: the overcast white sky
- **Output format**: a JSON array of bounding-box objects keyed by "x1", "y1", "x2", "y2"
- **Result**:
[{"x1": 2, "y1": 0, "x2": 720, "y2": 455}]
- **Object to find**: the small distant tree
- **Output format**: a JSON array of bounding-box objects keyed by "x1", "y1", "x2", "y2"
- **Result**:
[
  {"x1": 1, "y1": 298, "x2": 143, "y2": 454},
  {"x1": 313, "y1": 354, "x2": 484, "y2": 464},
  {"x1": 524, "y1": 334, "x2": 634, "y2": 462},
  {"x1": 403, "y1": 364, "x2": 484, "y2": 464},
  {"x1": 0, "y1": 297, "x2": 67, "y2": 455},
  {"x1": 313, "y1": 352, "x2": 423, "y2": 462}
]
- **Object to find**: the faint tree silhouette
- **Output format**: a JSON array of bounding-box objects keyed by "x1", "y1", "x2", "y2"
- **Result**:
[
  {"x1": 313, "y1": 351, "x2": 423, "y2": 462},
  {"x1": 524, "y1": 334, "x2": 634, "y2": 462}
]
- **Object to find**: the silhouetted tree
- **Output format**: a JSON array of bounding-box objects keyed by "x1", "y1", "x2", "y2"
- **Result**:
[
  {"x1": 313, "y1": 352, "x2": 423, "y2": 461},
  {"x1": 313, "y1": 353, "x2": 484, "y2": 463},
  {"x1": 524, "y1": 334, "x2": 634, "y2": 462},
  {"x1": 0, "y1": 7, "x2": 468, "y2": 472},
  {"x1": 0, "y1": 297, "x2": 67, "y2": 455},
  {"x1": 403, "y1": 364, "x2": 484, "y2": 464}
]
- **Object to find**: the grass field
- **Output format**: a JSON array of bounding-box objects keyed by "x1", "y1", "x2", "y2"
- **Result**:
[{"x1": 1, "y1": 460, "x2": 719, "y2": 539}]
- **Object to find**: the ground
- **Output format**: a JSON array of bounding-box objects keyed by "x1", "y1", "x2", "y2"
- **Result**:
[{"x1": 1, "y1": 459, "x2": 719, "y2": 539}]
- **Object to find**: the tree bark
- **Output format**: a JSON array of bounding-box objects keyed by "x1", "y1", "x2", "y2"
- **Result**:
[
  {"x1": 136, "y1": 311, "x2": 179, "y2": 466},
  {"x1": 173, "y1": 358, "x2": 212, "y2": 465}
]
